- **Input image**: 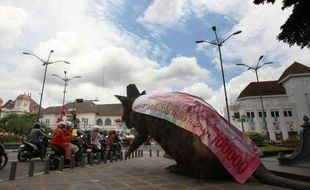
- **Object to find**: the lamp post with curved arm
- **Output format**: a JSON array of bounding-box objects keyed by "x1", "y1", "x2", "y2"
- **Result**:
[
  {"x1": 23, "y1": 50, "x2": 70, "y2": 121},
  {"x1": 196, "y1": 26, "x2": 242, "y2": 122},
  {"x1": 236, "y1": 55, "x2": 273, "y2": 136},
  {"x1": 52, "y1": 71, "x2": 81, "y2": 107}
]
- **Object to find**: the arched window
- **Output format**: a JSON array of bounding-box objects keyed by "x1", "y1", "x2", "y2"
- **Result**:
[
  {"x1": 104, "y1": 118, "x2": 111, "y2": 126},
  {"x1": 96, "y1": 118, "x2": 103, "y2": 126}
]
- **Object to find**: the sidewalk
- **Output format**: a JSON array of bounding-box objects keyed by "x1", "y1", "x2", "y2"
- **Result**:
[{"x1": 1, "y1": 152, "x2": 305, "y2": 190}]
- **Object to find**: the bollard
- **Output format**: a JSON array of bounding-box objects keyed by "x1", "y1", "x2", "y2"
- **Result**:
[
  {"x1": 9, "y1": 161, "x2": 17, "y2": 180},
  {"x1": 90, "y1": 153, "x2": 94, "y2": 166},
  {"x1": 135, "y1": 150, "x2": 137, "y2": 158},
  {"x1": 138, "y1": 150, "x2": 141, "y2": 157},
  {"x1": 103, "y1": 153, "x2": 107, "y2": 163},
  {"x1": 81, "y1": 154, "x2": 86, "y2": 167},
  {"x1": 45, "y1": 158, "x2": 50, "y2": 174},
  {"x1": 120, "y1": 151, "x2": 123, "y2": 161},
  {"x1": 131, "y1": 152, "x2": 134, "y2": 159},
  {"x1": 97, "y1": 152, "x2": 101, "y2": 164},
  {"x1": 141, "y1": 150, "x2": 143, "y2": 157},
  {"x1": 70, "y1": 155, "x2": 75, "y2": 169},
  {"x1": 157, "y1": 149, "x2": 159, "y2": 157},
  {"x1": 28, "y1": 160, "x2": 35, "y2": 177},
  {"x1": 59, "y1": 156, "x2": 64, "y2": 171},
  {"x1": 124, "y1": 151, "x2": 127, "y2": 160},
  {"x1": 149, "y1": 149, "x2": 152, "y2": 157}
]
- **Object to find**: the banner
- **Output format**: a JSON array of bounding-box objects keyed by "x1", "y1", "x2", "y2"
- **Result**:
[{"x1": 132, "y1": 92, "x2": 261, "y2": 184}]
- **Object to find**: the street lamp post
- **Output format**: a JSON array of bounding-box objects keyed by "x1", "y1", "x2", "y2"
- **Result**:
[
  {"x1": 236, "y1": 55, "x2": 273, "y2": 136},
  {"x1": 23, "y1": 50, "x2": 70, "y2": 121},
  {"x1": 52, "y1": 71, "x2": 81, "y2": 107},
  {"x1": 196, "y1": 26, "x2": 242, "y2": 122}
]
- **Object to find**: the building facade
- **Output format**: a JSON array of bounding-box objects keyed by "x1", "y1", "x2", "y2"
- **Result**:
[
  {"x1": 230, "y1": 62, "x2": 310, "y2": 142},
  {"x1": 0, "y1": 93, "x2": 40, "y2": 118},
  {"x1": 43, "y1": 101, "x2": 125, "y2": 132}
]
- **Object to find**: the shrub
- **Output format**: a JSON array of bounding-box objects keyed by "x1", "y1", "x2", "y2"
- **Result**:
[
  {"x1": 0, "y1": 134, "x2": 23, "y2": 143},
  {"x1": 245, "y1": 131, "x2": 267, "y2": 147},
  {"x1": 281, "y1": 136, "x2": 299, "y2": 148}
]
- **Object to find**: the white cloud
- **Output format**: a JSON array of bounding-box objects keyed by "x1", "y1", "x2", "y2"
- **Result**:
[
  {"x1": 137, "y1": 0, "x2": 188, "y2": 26},
  {"x1": 0, "y1": 5, "x2": 26, "y2": 48}
]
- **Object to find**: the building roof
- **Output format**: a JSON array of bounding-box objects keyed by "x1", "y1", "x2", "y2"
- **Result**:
[
  {"x1": 43, "y1": 102, "x2": 123, "y2": 116},
  {"x1": 1, "y1": 100, "x2": 15, "y2": 109},
  {"x1": 16, "y1": 94, "x2": 31, "y2": 101},
  {"x1": 97, "y1": 104, "x2": 123, "y2": 116},
  {"x1": 238, "y1": 81, "x2": 286, "y2": 99},
  {"x1": 278, "y1": 62, "x2": 310, "y2": 83}
]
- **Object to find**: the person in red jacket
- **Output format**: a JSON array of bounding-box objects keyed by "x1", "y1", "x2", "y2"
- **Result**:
[{"x1": 51, "y1": 122, "x2": 71, "y2": 160}]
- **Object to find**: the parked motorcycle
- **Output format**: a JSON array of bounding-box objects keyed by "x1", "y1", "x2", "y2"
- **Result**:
[
  {"x1": 105, "y1": 142, "x2": 122, "y2": 161},
  {"x1": 0, "y1": 141, "x2": 8, "y2": 169},
  {"x1": 17, "y1": 136, "x2": 49, "y2": 162}
]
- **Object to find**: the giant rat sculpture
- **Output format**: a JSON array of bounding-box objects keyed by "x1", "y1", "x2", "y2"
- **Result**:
[{"x1": 116, "y1": 84, "x2": 310, "y2": 190}]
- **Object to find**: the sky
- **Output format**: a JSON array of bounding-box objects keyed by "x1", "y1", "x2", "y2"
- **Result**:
[{"x1": 0, "y1": 0, "x2": 310, "y2": 114}]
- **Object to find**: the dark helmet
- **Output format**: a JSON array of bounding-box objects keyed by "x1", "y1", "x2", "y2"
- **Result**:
[{"x1": 33, "y1": 122, "x2": 41, "y2": 129}]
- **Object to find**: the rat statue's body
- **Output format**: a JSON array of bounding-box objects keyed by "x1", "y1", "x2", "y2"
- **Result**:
[{"x1": 116, "y1": 84, "x2": 310, "y2": 190}]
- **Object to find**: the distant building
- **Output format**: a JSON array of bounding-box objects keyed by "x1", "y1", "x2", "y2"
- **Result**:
[
  {"x1": 0, "y1": 93, "x2": 41, "y2": 118},
  {"x1": 43, "y1": 101, "x2": 125, "y2": 132},
  {"x1": 230, "y1": 62, "x2": 310, "y2": 142}
]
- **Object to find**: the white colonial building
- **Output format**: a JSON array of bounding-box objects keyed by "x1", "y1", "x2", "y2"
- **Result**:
[
  {"x1": 0, "y1": 94, "x2": 41, "y2": 118},
  {"x1": 43, "y1": 101, "x2": 125, "y2": 132},
  {"x1": 230, "y1": 62, "x2": 310, "y2": 142}
]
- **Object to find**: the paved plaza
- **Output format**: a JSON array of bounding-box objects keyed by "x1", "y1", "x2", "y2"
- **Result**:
[{"x1": 2, "y1": 151, "x2": 308, "y2": 190}]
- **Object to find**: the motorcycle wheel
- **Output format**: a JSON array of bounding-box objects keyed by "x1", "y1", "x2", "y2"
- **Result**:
[
  {"x1": 0, "y1": 154, "x2": 8, "y2": 169},
  {"x1": 17, "y1": 149, "x2": 29, "y2": 162}
]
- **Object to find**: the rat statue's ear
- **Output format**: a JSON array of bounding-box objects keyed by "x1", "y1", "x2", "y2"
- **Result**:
[
  {"x1": 115, "y1": 95, "x2": 127, "y2": 104},
  {"x1": 127, "y1": 84, "x2": 141, "y2": 98},
  {"x1": 140, "y1": 90, "x2": 146, "y2": 95}
]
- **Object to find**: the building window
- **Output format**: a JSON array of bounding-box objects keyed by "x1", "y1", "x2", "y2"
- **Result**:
[
  {"x1": 105, "y1": 118, "x2": 111, "y2": 126},
  {"x1": 233, "y1": 112, "x2": 240, "y2": 119},
  {"x1": 82, "y1": 118, "x2": 88, "y2": 125},
  {"x1": 45, "y1": 119, "x2": 50, "y2": 126},
  {"x1": 271, "y1": 111, "x2": 279, "y2": 118},
  {"x1": 283, "y1": 110, "x2": 292, "y2": 117},
  {"x1": 258, "y1": 111, "x2": 266, "y2": 118},
  {"x1": 96, "y1": 119, "x2": 103, "y2": 126},
  {"x1": 246, "y1": 112, "x2": 255, "y2": 119}
]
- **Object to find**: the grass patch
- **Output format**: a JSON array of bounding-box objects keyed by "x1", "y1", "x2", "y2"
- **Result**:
[{"x1": 259, "y1": 145, "x2": 293, "y2": 151}]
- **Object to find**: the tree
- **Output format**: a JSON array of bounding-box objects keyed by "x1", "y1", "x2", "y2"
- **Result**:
[{"x1": 254, "y1": 0, "x2": 310, "y2": 48}]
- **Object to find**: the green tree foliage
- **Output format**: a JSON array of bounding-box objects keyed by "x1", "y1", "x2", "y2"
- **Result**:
[
  {"x1": 0, "y1": 113, "x2": 53, "y2": 136},
  {"x1": 254, "y1": 0, "x2": 310, "y2": 48},
  {"x1": 245, "y1": 131, "x2": 268, "y2": 146}
]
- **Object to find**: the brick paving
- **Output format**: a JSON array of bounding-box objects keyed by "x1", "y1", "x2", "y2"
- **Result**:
[{"x1": 0, "y1": 152, "x2": 305, "y2": 190}]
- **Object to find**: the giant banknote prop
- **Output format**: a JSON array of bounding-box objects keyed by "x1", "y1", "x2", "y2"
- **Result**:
[{"x1": 116, "y1": 84, "x2": 310, "y2": 190}]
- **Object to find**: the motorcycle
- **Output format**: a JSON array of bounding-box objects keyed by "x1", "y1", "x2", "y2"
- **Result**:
[
  {"x1": 83, "y1": 139, "x2": 106, "y2": 163},
  {"x1": 0, "y1": 141, "x2": 8, "y2": 169},
  {"x1": 17, "y1": 136, "x2": 49, "y2": 162},
  {"x1": 48, "y1": 137, "x2": 83, "y2": 170},
  {"x1": 105, "y1": 142, "x2": 122, "y2": 161}
]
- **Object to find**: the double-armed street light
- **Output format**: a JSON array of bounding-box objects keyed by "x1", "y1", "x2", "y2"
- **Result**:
[
  {"x1": 196, "y1": 26, "x2": 242, "y2": 122},
  {"x1": 23, "y1": 50, "x2": 70, "y2": 121},
  {"x1": 236, "y1": 55, "x2": 273, "y2": 136},
  {"x1": 52, "y1": 71, "x2": 81, "y2": 107}
]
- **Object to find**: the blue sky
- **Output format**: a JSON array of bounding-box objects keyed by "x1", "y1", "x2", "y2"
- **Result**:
[{"x1": 0, "y1": 0, "x2": 310, "y2": 113}]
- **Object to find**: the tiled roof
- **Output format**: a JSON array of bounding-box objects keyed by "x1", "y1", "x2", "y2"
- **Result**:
[
  {"x1": 97, "y1": 104, "x2": 123, "y2": 116},
  {"x1": 238, "y1": 81, "x2": 286, "y2": 99},
  {"x1": 16, "y1": 94, "x2": 31, "y2": 101},
  {"x1": 1, "y1": 100, "x2": 15, "y2": 109},
  {"x1": 43, "y1": 102, "x2": 123, "y2": 116},
  {"x1": 278, "y1": 62, "x2": 310, "y2": 83}
]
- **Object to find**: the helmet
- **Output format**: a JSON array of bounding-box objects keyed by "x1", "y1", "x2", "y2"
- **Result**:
[
  {"x1": 57, "y1": 121, "x2": 66, "y2": 128},
  {"x1": 66, "y1": 121, "x2": 73, "y2": 130},
  {"x1": 33, "y1": 122, "x2": 41, "y2": 129}
]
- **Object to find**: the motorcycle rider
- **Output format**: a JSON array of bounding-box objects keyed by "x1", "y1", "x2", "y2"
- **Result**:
[
  {"x1": 51, "y1": 121, "x2": 72, "y2": 161},
  {"x1": 63, "y1": 121, "x2": 79, "y2": 157},
  {"x1": 29, "y1": 122, "x2": 48, "y2": 159},
  {"x1": 90, "y1": 127, "x2": 104, "y2": 150}
]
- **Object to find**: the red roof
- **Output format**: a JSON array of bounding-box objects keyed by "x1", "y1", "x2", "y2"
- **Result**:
[
  {"x1": 278, "y1": 62, "x2": 310, "y2": 83},
  {"x1": 16, "y1": 94, "x2": 31, "y2": 101},
  {"x1": 238, "y1": 81, "x2": 286, "y2": 99}
]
